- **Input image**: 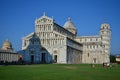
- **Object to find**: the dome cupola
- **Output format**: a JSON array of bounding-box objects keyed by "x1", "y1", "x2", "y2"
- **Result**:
[
  {"x1": 64, "y1": 17, "x2": 77, "y2": 35},
  {"x1": 2, "y1": 39, "x2": 13, "y2": 50},
  {"x1": 64, "y1": 17, "x2": 76, "y2": 29}
]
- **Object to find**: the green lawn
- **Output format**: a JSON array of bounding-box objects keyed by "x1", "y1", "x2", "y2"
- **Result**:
[{"x1": 0, "y1": 64, "x2": 120, "y2": 80}]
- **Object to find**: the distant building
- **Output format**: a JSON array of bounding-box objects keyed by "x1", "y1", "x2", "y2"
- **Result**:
[
  {"x1": 116, "y1": 55, "x2": 120, "y2": 62},
  {"x1": 21, "y1": 13, "x2": 111, "y2": 64},
  {"x1": 0, "y1": 39, "x2": 20, "y2": 63}
]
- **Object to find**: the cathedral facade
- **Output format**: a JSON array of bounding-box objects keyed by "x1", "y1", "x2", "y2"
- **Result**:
[{"x1": 21, "y1": 13, "x2": 111, "y2": 64}]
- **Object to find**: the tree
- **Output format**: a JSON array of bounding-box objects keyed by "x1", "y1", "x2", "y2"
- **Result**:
[{"x1": 110, "y1": 55, "x2": 116, "y2": 63}]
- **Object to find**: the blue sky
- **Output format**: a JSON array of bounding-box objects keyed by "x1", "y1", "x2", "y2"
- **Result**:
[{"x1": 0, "y1": 0, "x2": 120, "y2": 55}]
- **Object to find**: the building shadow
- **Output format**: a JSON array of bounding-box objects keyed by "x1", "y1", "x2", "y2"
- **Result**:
[{"x1": 18, "y1": 32, "x2": 52, "y2": 64}]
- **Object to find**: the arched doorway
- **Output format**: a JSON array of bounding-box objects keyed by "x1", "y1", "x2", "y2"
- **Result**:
[
  {"x1": 53, "y1": 50, "x2": 58, "y2": 63},
  {"x1": 54, "y1": 55, "x2": 57, "y2": 63},
  {"x1": 31, "y1": 55, "x2": 34, "y2": 63},
  {"x1": 93, "y1": 58, "x2": 96, "y2": 63},
  {"x1": 41, "y1": 53, "x2": 46, "y2": 63},
  {"x1": 40, "y1": 47, "x2": 49, "y2": 63}
]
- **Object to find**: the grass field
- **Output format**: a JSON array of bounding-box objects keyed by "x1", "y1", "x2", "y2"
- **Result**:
[{"x1": 0, "y1": 64, "x2": 120, "y2": 80}]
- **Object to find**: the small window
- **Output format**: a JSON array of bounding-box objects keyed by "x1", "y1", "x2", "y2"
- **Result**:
[
  {"x1": 93, "y1": 58, "x2": 96, "y2": 63},
  {"x1": 103, "y1": 26, "x2": 104, "y2": 29},
  {"x1": 96, "y1": 38, "x2": 98, "y2": 41},
  {"x1": 107, "y1": 26, "x2": 109, "y2": 29},
  {"x1": 55, "y1": 34, "x2": 58, "y2": 37},
  {"x1": 31, "y1": 51, "x2": 34, "y2": 54},
  {"x1": 88, "y1": 53, "x2": 89, "y2": 57},
  {"x1": 102, "y1": 31, "x2": 104, "y2": 34},
  {"x1": 54, "y1": 50, "x2": 57, "y2": 54},
  {"x1": 30, "y1": 40, "x2": 34, "y2": 44},
  {"x1": 87, "y1": 45, "x2": 88, "y2": 48},
  {"x1": 90, "y1": 38, "x2": 92, "y2": 41},
  {"x1": 90, "y1": 45, "x2": 92, "y2": 48},
  {"x1": 80, "y1": 39, "x2": 82, "y2": 42},
  {"x1": 24, "y1": 42, "x2": 26, "y2": 46},
  {"x1": 93, "y1": 45, "x2": 95, "y2": 48},
  {"x1": 96, "y1": 45, "x2": 98, "y2": 48}
]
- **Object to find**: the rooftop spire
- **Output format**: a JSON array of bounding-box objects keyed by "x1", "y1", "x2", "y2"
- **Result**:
[
  {"x1": 6, "y1": 39, "x2": 9, "y2": 41},
  {"x1": 52, "y1": 16, "x2": 54, "y2": 19},
  {"x1": 35, "y1": 17, "x2": 37, "y2": 21},
  {"x1": 43, "y1": 12, "x2": 46, "y2": 16},
  {"x1": 68, "y1": 17, "x2": 71, "y2": 21},
  {"x1": 104, "y1": 17, "x2": 107, "y2": 23}
]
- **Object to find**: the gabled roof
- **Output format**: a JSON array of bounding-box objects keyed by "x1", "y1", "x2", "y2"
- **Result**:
[
  {"x1": 23, "y1": 32, "x2": 35, "y2": 39},
  {"x1": 35, "y1": 12, "x2": 54, "y2": 24}
]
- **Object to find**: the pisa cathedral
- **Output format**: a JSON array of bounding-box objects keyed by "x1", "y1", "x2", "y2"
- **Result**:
[{"x1": 21, "y1": 13, "x2": 111, "y2": 64}]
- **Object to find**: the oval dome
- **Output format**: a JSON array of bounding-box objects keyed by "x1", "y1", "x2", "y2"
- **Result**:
[
  {"x1": 2, "y1": 39, "x2": 12, "y2": 50},
  {"x1": 63, "y1": 17, "x2": 76, "y2": 29}
]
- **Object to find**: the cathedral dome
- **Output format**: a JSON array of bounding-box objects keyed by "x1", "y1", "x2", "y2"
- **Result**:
[
  {"x1": 2, "y1": 39, "x2": 12, "y2": 50},
  {"x1": 63, "y1": 17, "x2": 76, "y2": 30},
  {"x1": 63, "y1": 17, "x2": 77, "y2": 35}
]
